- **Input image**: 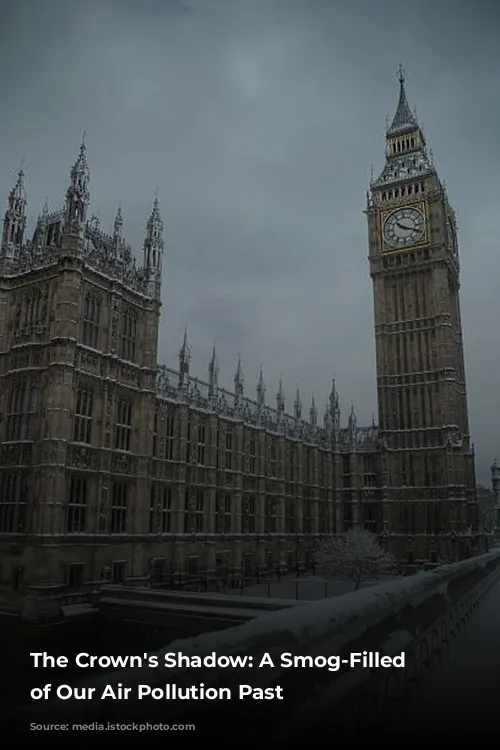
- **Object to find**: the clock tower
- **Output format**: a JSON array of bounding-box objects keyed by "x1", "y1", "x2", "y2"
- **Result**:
[{"x1": 366, "y1": 68, "x2": 480, "y2": 563}]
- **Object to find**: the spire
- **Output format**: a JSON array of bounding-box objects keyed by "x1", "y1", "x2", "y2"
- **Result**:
[
  {"x1": 256, "y1": 365, "x2": 266, "y2": 408},
  {"x1": 143, "y1": 196, "x2": 164, "y2": 299},
  {"x1": 387, "y1": 65, "x2": 418, "y2": 136},
  {"x1": 1, "y1": 166, "x2": 28, "y2": 261},
  {"x1": 294, "y1": 387, "x2": 302, "y2": 421},
  {"x1": 276, "y1": 376, "x2": 285, "y2": 414},
  {"x1": 329, "y1": 376, "x2": 341, "y2": 437},
  {"x1": 309, "y1": 395, "x2": 317, "y2": 426},
  {"x1": 64, "y1": 137, "x2": 90, "y2": 233},
  {"x1": 208, "y1": 345, "x2": 219, "y2": 400},
  {"x1": 372, "y1": 68, "x2": 431, "y2": 188},
  {"x1": 348, "y1": 402, "x2": 357, "y2": 442},
  {"x1": 178, "y1": 327, "x2": 191, "y2": 387},
  {"x1": 234, "y1": 356, "x2": 244, "y2": 403},
  {"x1": 113, "y1": 205, "x2": 123, "y2": 240}
]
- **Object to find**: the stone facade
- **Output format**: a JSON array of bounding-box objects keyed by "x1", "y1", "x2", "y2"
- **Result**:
[{"x1": 0, "y1": 75, "x2": 481, "y2": 620}]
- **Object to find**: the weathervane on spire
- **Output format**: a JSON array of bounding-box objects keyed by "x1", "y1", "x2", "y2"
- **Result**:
[{"x1": 397, "y1": 63, "x2": 405, "y2": 84}]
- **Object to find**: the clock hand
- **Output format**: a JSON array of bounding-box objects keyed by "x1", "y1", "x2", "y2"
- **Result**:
[{"x1": 396, "y1": 221, "x2": 413, "y2": 231}]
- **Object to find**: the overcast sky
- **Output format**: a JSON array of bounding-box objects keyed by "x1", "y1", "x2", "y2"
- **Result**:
[{"x1": 1, "y1": 0, "x2": 499, "y2": 484}]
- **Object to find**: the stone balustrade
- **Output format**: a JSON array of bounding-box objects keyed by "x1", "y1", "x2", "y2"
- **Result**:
[{"x1": 15, "y1": 549, "x2": 500, "y2": 737}]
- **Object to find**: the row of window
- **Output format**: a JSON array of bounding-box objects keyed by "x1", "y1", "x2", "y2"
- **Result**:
[
  {"x1": 380, "y1": 181, "x2": 425, "y2": 202},
  {"x1": 11, "y1": 290, "x2": 139, "y2": 363},
  {"x1": 82, "y1": 293, "x2": 137, "y2": 361},
  {"x1": 0, "y1": 475, "x2": 340, "y2": 534}
]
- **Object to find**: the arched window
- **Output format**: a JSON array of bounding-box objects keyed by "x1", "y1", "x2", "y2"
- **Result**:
[
  {"x1": 6, "y1": 382, "x2": 38, "y2": 441},
  {"x1": 74, "y1": 384, "x2": 94, "y2": 443},
  {"x1": 120, "y1": 309, "x2": 137, "y2": 362},
  {"x1": 0, "y1": 474, "x2": 28, "y2": 532},
  {"x1": 24, "y1": 289, "x2": 41, "y2": 327},
  {"x1": 82, "y1": 292, "x2": 101, "y2": 349},
  {"x1": 115, "y1": 397, "x2": 132, "y2": 451}
]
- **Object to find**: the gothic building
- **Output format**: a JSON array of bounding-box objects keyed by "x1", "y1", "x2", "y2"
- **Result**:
[{"x1": 0, "y1": 73, "x2": 481, "y2": 620}]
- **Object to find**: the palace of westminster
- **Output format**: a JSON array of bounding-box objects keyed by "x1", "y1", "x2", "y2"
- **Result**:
[{"x1": 0, "y1": 72, "x2": 485, "y2": 618}]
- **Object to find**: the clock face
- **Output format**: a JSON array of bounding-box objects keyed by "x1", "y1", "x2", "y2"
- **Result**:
[{"x1": 383, "y1": 207, "x2": 425, "y2": 248}]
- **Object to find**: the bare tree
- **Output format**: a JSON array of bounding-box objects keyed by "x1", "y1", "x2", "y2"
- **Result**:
[{"x1": 316, "y1": 528, "x2": 397, "y2": 590}]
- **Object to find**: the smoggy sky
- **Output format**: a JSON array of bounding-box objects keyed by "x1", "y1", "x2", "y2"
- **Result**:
[{"x1": 0, "y1": 0, "x2": 499, "y2": 484}]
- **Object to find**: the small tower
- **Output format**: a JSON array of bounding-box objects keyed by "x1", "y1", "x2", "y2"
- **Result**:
[
  {"x1": 143, "y1": 196, "x2": 164, "y2": 300},
  {"x1": 329, "y1": 377, "x2": 341, "y2": 438},
  {"x1": 348, "y1": 403, "x2": 357, "y2": 447},
  {"x1": 64, "y1": 138, "x2": 90, "y2": 240},
  {"x1": 33, "y1": 199, "x2": 49, "y2": 253},
  {"x1": 256, "y1": 366, "x2": 266, "y2": 408},
  {"x1": 276, "y1": 376, "x2": 285, "y2": 414},
  {"x1": 1, "y1": 167, "x2": 27, "y2": 266},
  {"x1": 113, "y1": 206, "x2": 124, "y2": 243},
  {"x1": 208, "y1": 345, "x2": 219, "y2": 402},
  {"x1": 294, "y1": 388, "x2": 302, "y2": 421},
  {"x1": 309, "y1": 395, "x2": 317, "y2": 426},
  {"x1": 178, "y1": 328, "x2": 191, "y2": 389},
  {"x1": 234, "y1": 356, "x2": 244, "y2": 406}
]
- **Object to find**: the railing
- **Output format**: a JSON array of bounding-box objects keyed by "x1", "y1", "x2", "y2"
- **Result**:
[
  {"x1": 150, "y1": 573, "x2": 364, "y2": 600},
  {"x1": 15, "y1": 549, "x2": 500, "y2": 738}
]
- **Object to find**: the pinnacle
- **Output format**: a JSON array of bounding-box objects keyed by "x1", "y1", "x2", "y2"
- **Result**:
[{"x1": 387, "y1": 69, "x2": 418, "y2": 136}]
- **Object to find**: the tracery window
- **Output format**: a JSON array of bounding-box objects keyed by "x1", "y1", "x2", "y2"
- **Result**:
[
  {"x1": 74, "y1": 385, "x2": 94, "y2": 443},
  {"x1": 114, "y1": 398, "x2": 132, "y2": 451},
  {"x1": 24, "y1": 289, "x2": 41, "y2": 327},
  {"x1": 82, "y1": 293, "x2": 100, "y2": 349},
  {"x1": 110, "y1": 481, "x2": 128, "y2": 533},
  {"x1": 6, "y1": 383, "x2": 38, "y2": 441},
  {"x1": 120, "y1": 309, "x2": 137, "y2": 362},
  {"x1": 66, "y1": 476, "x2": 87, "y2": 533},
  {"x1": 0, "y1": 473, "x2": 28, "y2": 533}
]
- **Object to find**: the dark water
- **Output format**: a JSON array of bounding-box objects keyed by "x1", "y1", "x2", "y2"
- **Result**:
[{"x1": 0, "y1": 614, "x2": 174, "y2": 715}]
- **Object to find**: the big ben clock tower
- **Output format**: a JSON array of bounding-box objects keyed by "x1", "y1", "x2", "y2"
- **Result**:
[{"x1": 366, "y1": 68, "x2": 480, "y2": 564}]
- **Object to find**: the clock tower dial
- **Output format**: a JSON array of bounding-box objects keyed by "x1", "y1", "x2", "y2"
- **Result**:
[{"x1": 383, "y1": 206, "x2": 425, "y2": 248}]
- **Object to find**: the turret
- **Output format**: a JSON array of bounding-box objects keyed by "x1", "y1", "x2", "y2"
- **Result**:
[
  {"x1": 329, "y1": 377, "x2": 341, "y2": 438},
  {"x1": 309, "y1": 395, "x2": 317, "y2": 426},
  {"x1": 294, "y1": 388, "x2": 302, "y2": 421},
  {"x1": 64, "y1": 137, "x2": 90, "y2": 239},
  {"x1": 348, "y1": 403, "x2": 357, "y2": 447},
  {"x1": 276, "y1": 376, "x2": 285, "y2": 414},
  {"x1": 256, "y1": 366, "x2": 266, "y2": 408},
  {"x1": 234, "y1": 356, "x2": 244, "y2": 406},
  {"x1": 1, "y1": 166, "x2": 27, "y2": 266},
  {"x1": 208, "y1": 345, "x2": 219, "y2": 401},
  {"x1": 113, "y1": 206, "x2": 124, "y2": 243},
  {"x1": 143, "y1": 196, "x2": 164, "y2": 300},
  {"x1": 178, "y1": 328, "x2": 191, "y2": 389}
]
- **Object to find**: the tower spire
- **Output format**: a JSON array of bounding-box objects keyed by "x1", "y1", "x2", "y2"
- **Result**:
[
  {"x1": 309, "y1": 394, "x2": 317, "y2": 426},
  {"x1": 387, "y1": 65, "x2": 418, "y2": 137},
  {"x1": 64, "y1": 137, "x2": 90, "y2": 237},
  {"x1": 256, "y1": 365, "x2": 266, "y2": 408},
  {"x1": 294, "y1": 387, "x2": 302, "y2": 421},
  {"x1": 1, "y1": 166, "x2": 28, "y2": 264},
  {"x1": 178, "y1": 327, "x2": 191, "y2": 389},
  {"x1": 208, "y1": 345, "x2": 219, "y2": 401},
  {"x1": 142, "y1": 194, "x2": 164, "y2": 299},
  {"x1": 234, "y1": 355, "x2": 244, "y2": 404}
]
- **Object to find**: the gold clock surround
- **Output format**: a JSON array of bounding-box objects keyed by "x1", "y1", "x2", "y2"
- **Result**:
[{"x1": 381, "y1": 202, "x2": 427, "y2": 251}]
